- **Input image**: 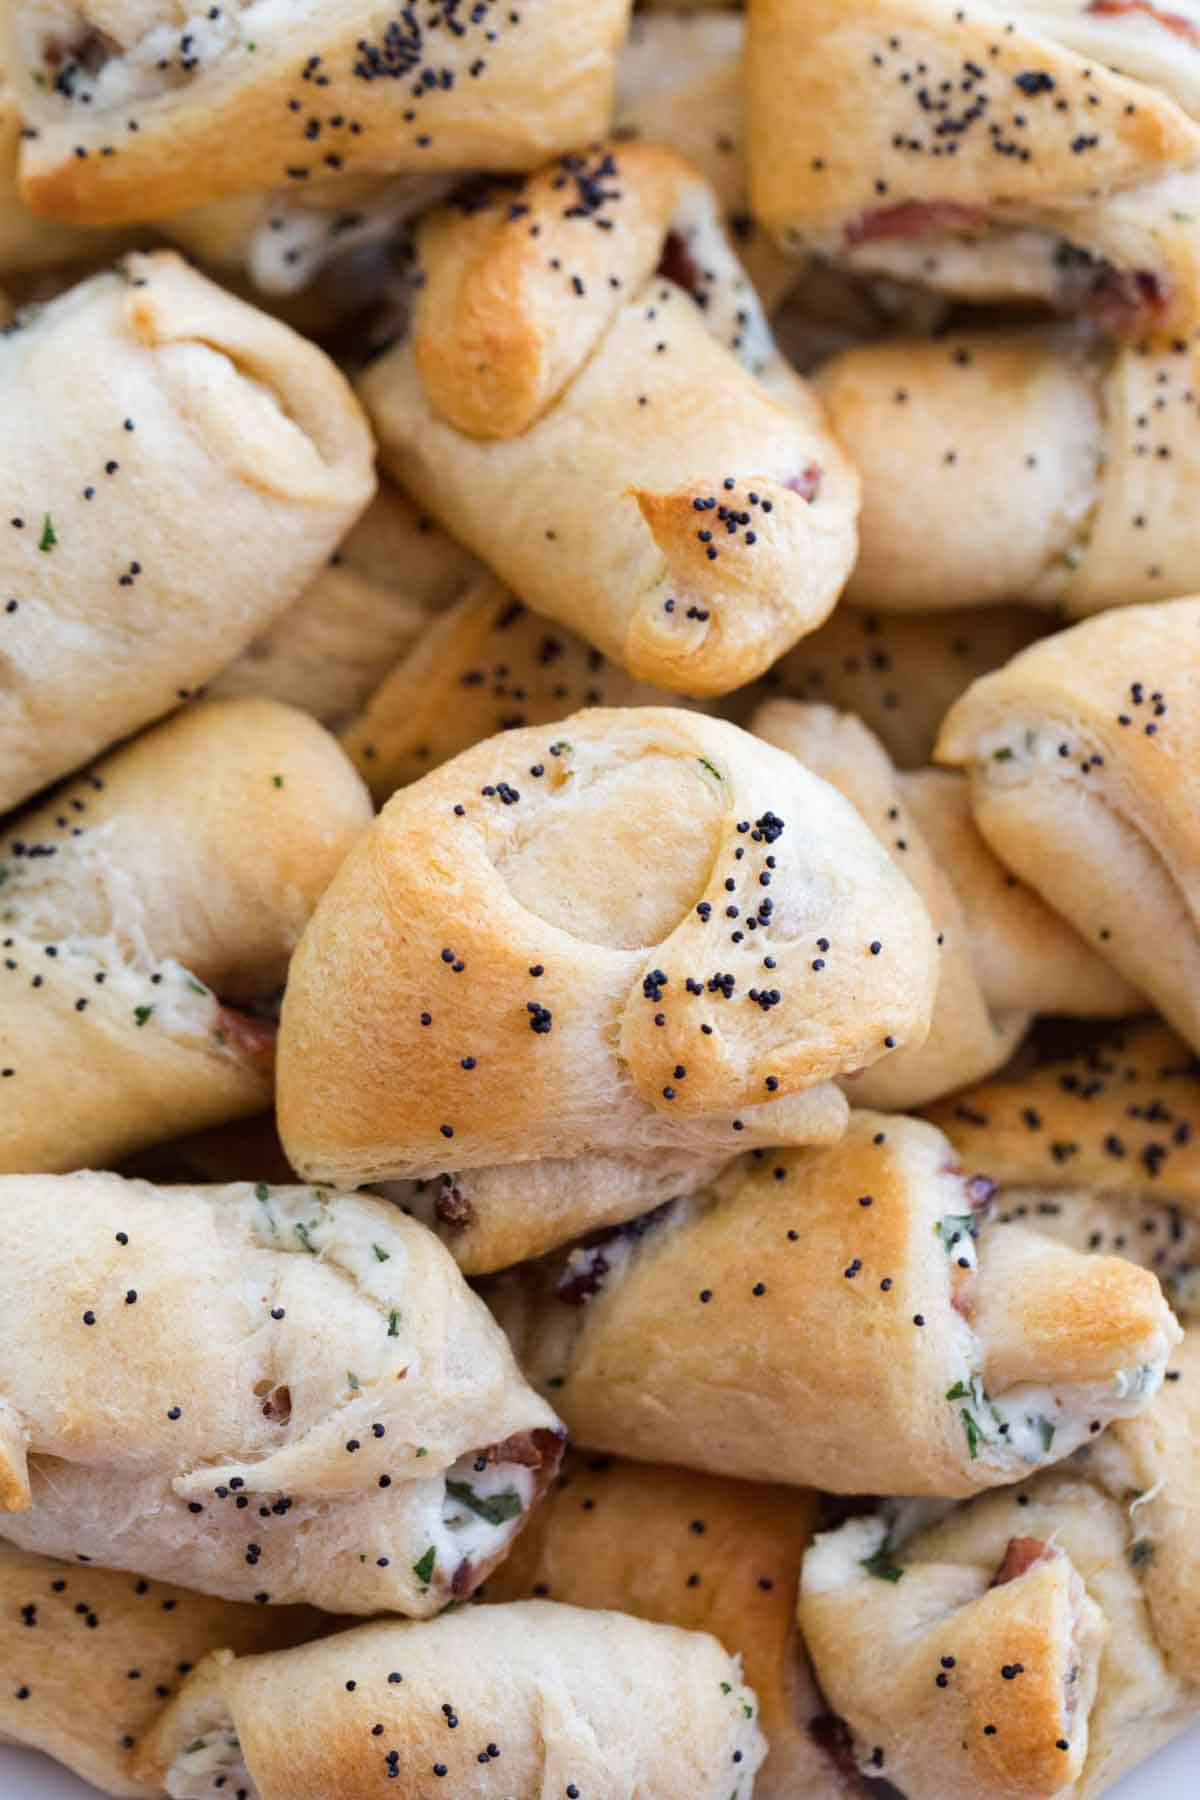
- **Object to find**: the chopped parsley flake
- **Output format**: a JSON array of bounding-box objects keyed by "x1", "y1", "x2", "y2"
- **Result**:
[
  {"x1": 413, "y1": 1546, "x2": 436, "y2": 1587},
  {"x1": 38, "y1": 514, "x2": 57, "y2": 552},
  {"x1": 861, "y1": 1546, "x2": 904, "y2": 1583},
  {"x1": 445, "y1": 1480, "x2": 523, "y2": 1526}
]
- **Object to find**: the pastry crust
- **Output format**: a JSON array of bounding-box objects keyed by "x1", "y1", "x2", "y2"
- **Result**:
[
  {"x1": 0, "y1": 1546, "x2": 330, "y2": 1798},
  {"x1": 0, "y1": 249, "x2": 375, "y2": 812},
  {"x1": 210, "y1": 483, "x2": 479, "y2": 729},
  {"x1": 936, "y1": 597, "x2": 1200, "y2": 1049},
  {"x1": 133, "y1": 1601, "x2": 766, "y2": 1800},
  {"x1": 485, "y1": 1110, "x2": 1180, "y2": 1495},
  {"x1": 483, "y1": 1451, "x2": 848, "y2": 1800},
  {"x1": 0, "y1": 72, "x2": 127, "y2": 270},
  {"x1": 3, "y1": 0, "x2": 632, "y2": 224},
  {"x1": 0, "y1": 1171, "x2": 563, "y2": 1615},
  {"x1": 816, "y1": 328, "x2": 1200, "y2": 615},
  {"x1": 359, "y1": 145, "x2": 859, "y2": 697},
  {"x1": 746, "y1": 0, "x2": 1200, "y2": 336},
  {"x1": 0, "y1": 698, "x2": 372, "y2": 1175},
  {"x1": 800, "y1": 1328, "x2": 1200, "y2": 1799},
  {"x1": 277, "y1": 707, "x2": 938, "y2": 1185}
]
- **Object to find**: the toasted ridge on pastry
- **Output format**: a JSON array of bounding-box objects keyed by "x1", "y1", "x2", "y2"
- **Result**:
[
  {"x1": 482, "y1": 1451, "x2": 847, "y2": 1800},
  {"x1": 343, "y1": 576, "x2": 703, "y2": 802},
  {"x1": 485, "y1": 1110, "x2": 1180, "y2": 1496},
  {"x1": 0, "y1": 1545, "x2": 332, "y2": 1799},
  {"x1": 132, "y1": 1601, "x2": 765, "y2": 1800},
  {"x1": 0, "y1": 698, "x2": 372, "y2": 1175},
  {"x1": 746, "y1": 0, "x2": 1200, "y2": 335},
  {"x1": 936, "y1": 597, "x2": 1200, "y2": 1050},
  {"x1": 0, "y1": 250, "x2": 375, "y2": 812},
  {"x1": 210, "y1": 483, "x2": 479, "y2": 729},
  {"x1": 761, "y1": 601, "x2": 1048, "y2": 768},
  {"x1": 360, "y1": 144, "x2": 860, "y2": 696},
  {"x1": 0, "y1": 1172, "x2": 563, "y2": 1615},
  {"x1": 2, "y1": 0, "x2": 632, "y2": 224},
  {"x1": 815, "y1": 329, "x2": 1200, "y2": 614},
  {"x1": 800, "y1": 1328, "x2": 1200, "y2": 1798},
  {"x1": 278, "y1": 707, "x2": 939, "y2": 1185}
]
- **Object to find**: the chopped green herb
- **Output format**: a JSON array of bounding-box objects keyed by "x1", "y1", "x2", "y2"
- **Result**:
[
  {"x1": 271, "y1": 774, "x2": 284, "y2": 788},
  {"x1": 294, "y1": 1221, "x2": 318, "y2": 1254},
  {"x1": 445, "y1": 1480, "x2": 523, "y2": 1526},
  {"x1": 254, "y1": 1183, "x2": 270, "y2": 1201},
  {"x1": 720, "y1": 1682, "x2": 732, "y2": 1695},
  {"x1": 697, "y1": 757, "x2": 724, "y2": 782},
  {"x1": 183, "y1": 1739, "x2": 207, "y2": 1757},
  {"x1": 387, "y1": 1310, "x2": 401, "y2": 1337},
  {"x1": 415, "y1": 1445, "x2": 427, "y2": 1457},
  {"x1": 962, "y1": 1409, "x2": 982, "y2": 1460},
  {"x1": 373, "y1": 1244, "x2": 391, "y2": 1263},
  {"x1": 945, "y1": 1380, "x2": 970, "y2": 1401},
  {"x1": 413, "y1": 1546, "x2": 436, "y2": 1587},
  {"x1": 861, "y1": 1547, "x2": 904, "y2": 1583},
  {"x1": 991, "y1": 746, "x2": 1014, "y2": 763},
  {"x1": 347, "y1": 1371, "x2": 360, "y2": 1390},
  {"x1": 742, "y1": 1703, "x2": 753, "y2": 1719},
  {"x1": 1130, "y1": 1538, "x2": 1155, "y2": 1567},
  {"x1": 936, "y1": 1215, "x2": 977, "y2": 1252},
  {"x1": 549, "y1": 740, "x2": 571, "y2": 755},
  {"x1": 1038, "y1": 1416, "x2": 1055, "y2": 1454},
  {"x1": 38, "y1": 514, "x2": 56, "y2": 552},
  {"x1": 133, "y1": 1004, "x2": 153, "y2": 1027},
  {"x1": 186, "y1": 977, "x2": 208, "y2": 995}
]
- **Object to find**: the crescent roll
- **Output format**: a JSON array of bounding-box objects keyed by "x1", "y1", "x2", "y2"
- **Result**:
[
  {"x1": 0, "y1": 249, "x2": 374, "y2": 813},
  {"x1": 925, "y1": 1020, "x2": 1200, "y2": 1316},
  {"x1": 0, "y1": 1172, "x2": 563, "y2": 1615},
  {"x1": 359, "y1": 143, "x2": 860, "y2": 697},
  {"x1": 817, "y1": 329, "x2": 1200, "y2": 615},
  {"x1": 277, "y1": 707, "x2": 939, "y2": 1185},
  {"x1": 0, "y1": 71, "x2": 123, "y2": 271},
  {"x1": 1, "y1": 0, "x2": 632, "y2": 225},
  {"x1": 133, "y1": 1601, "x2": 766, "y2": 1800},
  {"x1": 482, "y1": 1452, "x2": 849, "y2": 1800},
  {"x1": 486, "y1": 1110, "x2": 1181, "y2": 1496},
  {"x1": 799, "y1": 1328, "x2": 1200, "y2": 1799},
  {"x1": 0, "y1": 1546, "x2": 331, "y2": 1798},
  {"x1": 209, "y1": 483, "x2": 479, "y2": 729},
  {"x1": 343, "y1": 577, "x2": 702, "y2": 802},
  {"x1": 746, "y1": 0, "x2": 1200, "y2": 338},
  {"x1": 0, "y1": 698, "x2": 372, "y2": 1174},
  {"x1": 936, "y1": 597, "x2": 1200, "y2": 1051},
  {"x1": 762, "y1": 602, "x2": 1046, "y2": 768}
]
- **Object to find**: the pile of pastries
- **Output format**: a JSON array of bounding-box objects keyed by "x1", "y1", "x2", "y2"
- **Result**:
[{"x1": 4, "y1": 0, "x2": 1200, "y2": 1795}]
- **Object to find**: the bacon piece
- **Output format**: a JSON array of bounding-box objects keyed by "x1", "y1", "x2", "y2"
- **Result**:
[
  {"x1": 658, "y1": 230, "x2": 704, "y2": 300},
  {"x1": 991, "y1": 1536, "x2": 1053, "y2": 1588},
  {"x1": 214, "y1": 1005, "x2": 277, "y2": 1075},
  {"x1": 787, "y1": 464, "x2": 823, "y2": 503},
  {"x1": 483, "y1": 1427, "x2": 567, "y2": 1469},
  {"x1": 845, "y1": 201, "x2": 988, "y2": 248},
  {"x1": 1088, "y1": 0, "x2": 1200, "y2": 50}
]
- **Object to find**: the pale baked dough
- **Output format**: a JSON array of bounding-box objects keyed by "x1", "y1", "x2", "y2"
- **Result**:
[
  {"x1": 2, "y1": 0, "x2": 632, "y2": 223},
  {"x1": 277, "y1": 707, "x2": 939, "y2": 1185},
  {"x1": 801, "y1": 1327, "x2": 1200, "y2": 1798},
  {"x1": 0, "y1": 699, "x2": 371, "y2": 1174},
  {"x1": 486, "y1": 1110, "x2": 1180, "y2": 1495},
  {"x1": 0, "y1": 1172, "x2": 563, "y2": 1614},
  {"x1": 359, "y1": 143, "x2": 860, "y2": 696},
  {"x1": 0, "y1": 249, "x2": 375, "y2": 812},
  {"x1": 133, "y1": 1601, "x2": 766, "y2": 1800},
  {"x1": 937, "y1": 597, "x2": 1200, "y2": 1049},
  {"x1": 817, "y1": 329, "x2": 1200, "y2": 613},
  {"x1": 747, "y1": 0, "x2": 1200, "y2": 336}
]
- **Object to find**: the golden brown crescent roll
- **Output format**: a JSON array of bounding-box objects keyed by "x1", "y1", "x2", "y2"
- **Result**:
[
  {"x1": 0, "y1": 698, "x2": 372, "y2": 1175},
  {"x1": 925, "y1": 1020, "x2": 1200, "y2": 1315},
  {"x1": 755, "y1": 698, "x2": 1029, "y2": 1108},
  {"x1": 746, "y1": 0, "x2": 1200, "y2": 337},
  {"x1": 343, "y1": 577, "x2": 701, "y2": 801},
  {"x1": 0, "y1": 1547, "x2": 332, "y2": 1799},
  {"x1": 762, "y1": 602, "x2": 1047, "y2": 768},
  {"x1": 0, "y1": 1172, "x2": 563, "y2": 1615},
  {"x1": 133, "y1": 1601, "x2": 766, "y2": 1800},
  {"x1": 0, "y1": 249, "x2": 374, "y2": 812},
  {"x1": 359, "y1": 143, "x2": 860, "y2": 697},
  {"x1": 2, "y1": 0, "x2": 632, "y2": 225},
  {"x1": 817, "y1": 329, "x2": 1200, "y2": 614},
  {"x1": 486, "y1": 1110, "x2": 1181, "y2": 1496},
  {"x1": 277, "y1": 707, "x2": 939, "y2": 1186},
  {"x1": 482, "y1": 1452, "x2": 849, "y2": 1800},
  {"x1": 209, "y1": 483, "x2": 479, "y2": 729},
  {"x1": 0, "y1": 71, "x2": 124, "y2": 271},
  {"x1": 936, "y1": 597, "x2": 1200, "y2": 1050},
  {"x1": 800, "y1": 1328, "x2": 1200, "y2": 1799},
  {"x1": 615, "y1": 9, "x2": 797, "y2": 310}
]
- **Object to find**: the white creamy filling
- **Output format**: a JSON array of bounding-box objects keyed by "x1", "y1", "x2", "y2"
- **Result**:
[
  {"x1": 166, "y1": 1730, "x2": 259, "y2": 1800},
  {"x1": 950, "y1": 1360, "x2": 1166, "y2": 1476},
  {"x1": 24, "y1": 0, "x2": 256, "y2": 111}
]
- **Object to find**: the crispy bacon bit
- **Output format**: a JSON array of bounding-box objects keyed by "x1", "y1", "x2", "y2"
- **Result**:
[
  {"x1": 950, "y1": 1269, "x2": 976, "y2": 1320},
  {"x1": 808, "y1": 1713, "x2": 865, "y2": 1786},
  {"x1": 658, "y1": 230, "x2": 704, "y2": 300},
  {"x1": 991, "y1": 1536, "x2": 1052, "y2": 1587},
  {"x1": 845, "y1": 201, "x2": 988, "y2": 248},
  {"x1": 483, "y1": 1426, "x2": 566, "y2": 1470},
  {"x1": 787, "y1": 465, "x2": 823, "y2": 503},
  {"x1": 1084, "y1": 266, "x2": 1169, "y2": 336},
  {"x1": 555, "y1": 1245, "x2": 611, "y2": 1305},
  {"x1": 435, "y1": 1180, "x2": 475, "y2": 1229},
  {"x1": 215, "y1": 1006, "x2": 277, "y2": 1074},
  {"x1": 1088, "y1": 0, "x2": 1200, "y2": 49}
]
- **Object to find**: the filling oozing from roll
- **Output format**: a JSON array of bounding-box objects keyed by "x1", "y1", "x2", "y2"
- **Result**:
[
  {"x1": 166, "y1": 1725, "x2": 259, "y2": 1800},
  {"x1": 22, "y1": 0, "x2": 255, "y2": 110}
]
